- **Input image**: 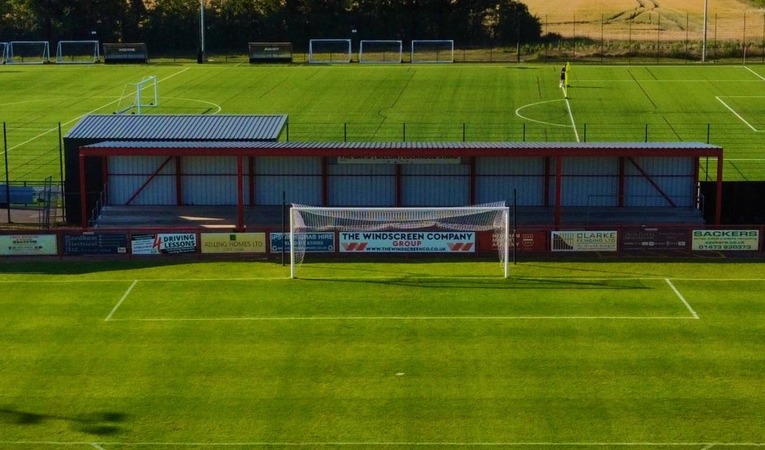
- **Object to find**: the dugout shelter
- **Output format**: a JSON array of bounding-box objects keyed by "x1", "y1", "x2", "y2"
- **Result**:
[
  {"x1": 63, "y1": 114, "x2": 288, "y2": 226},
  {"x1": 71, "y1": 139, "x2": 724, "y2": 230}
]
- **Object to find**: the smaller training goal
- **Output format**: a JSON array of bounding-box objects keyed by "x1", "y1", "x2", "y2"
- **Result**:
[
  {"x1": 115, "y1": 75, "x2": 159, "y2": 114},
  {"x1": 308, "y1": 39, "x2": 352, "y2": 64},
  {"x1": 6, "y1": 41, "x2": 50, "y2": 64},
  {"x1": 290, "y1": 203, "x2": 510, "y2": 279},
  {"x1": 0, "y1": 43, "x2": 6, "y2": 64},
  {"x1": 358, "y1": 40, "x2": 403, "y2": 64},
  {"x1": 56, "y1": 40, "x2": 100, "y2": 64},
  {"x1": 411, "y1": 40, "x2": 455, "y2": 64}
]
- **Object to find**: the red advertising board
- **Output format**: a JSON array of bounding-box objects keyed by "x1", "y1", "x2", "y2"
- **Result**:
[{"x1": 477, "y1": 230, "x2": 547, "y2": 253}]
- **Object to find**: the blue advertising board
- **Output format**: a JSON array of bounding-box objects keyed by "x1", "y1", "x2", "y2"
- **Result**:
[{"x1": 270, "y1": 232, "x2": 335, "y2": 253}]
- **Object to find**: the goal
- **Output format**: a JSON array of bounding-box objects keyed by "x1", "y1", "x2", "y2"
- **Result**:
[
  {"x1": 56, "y1": 40, "x2": 100, "y2": 64},
  {"x1": 308, "y1": 39, "x2": 352, "y2": 64},
  {"x1": 0, "y1": 42, "x2": 6, "y2": 64},
  {"x1": 359, "y1": 40, "x2": 403, "y2": 64},
  {"x1": 289, "y1": 203, "x2": 510, "y2": 278},
  {"x1": 411, "y1": 40, "x2": 454, "y2": 63},
  {"x1": 115, "y1": 75, "x2": 159, "y2": 114},
  {"x1": 6, "y1": 41, "x2": 50, "y2": 64}
]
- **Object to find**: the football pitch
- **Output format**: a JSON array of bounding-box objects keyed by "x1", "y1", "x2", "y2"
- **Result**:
[
  {"x1": 3, "y1": 63, "x2": 765, "y2": 181},
  {"x1": 0, "y1": 259, "x2": 764, "y2": 448}
]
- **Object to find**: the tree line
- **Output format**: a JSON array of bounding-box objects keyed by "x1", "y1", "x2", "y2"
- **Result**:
[{"x1": 0, "y1": 0, "x2": 543, "y2": 55}]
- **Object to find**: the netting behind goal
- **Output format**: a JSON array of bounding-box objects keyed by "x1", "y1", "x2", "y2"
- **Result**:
[
  {"x1": 308, "y1": 39, "x2": 352, "y2": 64},
  {"x1": 290, "y1": 203, "x2": 510, "y2": 278},
  {"x1": 56, "y1": 40, "x2": 100, "y2": 64},
  {"x1": 359, "y1": 40, "x2": 403, "y2": 64},
  {"x1": 6, "y1": 41, "x2": 50, "y2": 64},
  {"x1": 411, "y1": 40, "x2": 454, "y2": 63}
]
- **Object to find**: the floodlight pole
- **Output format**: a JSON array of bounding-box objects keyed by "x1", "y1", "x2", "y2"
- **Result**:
[
  {"x1": 198, "y1": 0, "x2": 206, "y2": 63},
  {"x1": 702, "y1": 0, "x2": 708, "y2": 62}
]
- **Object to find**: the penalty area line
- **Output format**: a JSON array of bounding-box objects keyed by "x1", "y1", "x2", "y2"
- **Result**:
[
  {"x1": 105, "y1": 280, "x2": 138, "y2": 322},
  {"x1": 665, "y1": 278, "x2": 699, "y2": 319}
]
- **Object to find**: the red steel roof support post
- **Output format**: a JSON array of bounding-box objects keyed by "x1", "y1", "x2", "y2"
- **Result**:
[
  {"x1": 715, "y1": 154, "x2": 723, "y2": 225},
  {"x1": 79, "y1": 153, "x2": 88, "y2": 229},
  {"x1": 236, "y1": 155, "x2": 244, "y2": 230},
  {"x1": 555, "y1": 156, "x2": 563, "y2": 229}
]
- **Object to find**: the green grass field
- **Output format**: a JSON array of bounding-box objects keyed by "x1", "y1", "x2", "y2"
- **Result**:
[
  {"x1": 3, "y1": 63, "x2": 765, "y2": 182},
  {"x1": 1, "y1": 259, "x2": 764, "y2": 448}
]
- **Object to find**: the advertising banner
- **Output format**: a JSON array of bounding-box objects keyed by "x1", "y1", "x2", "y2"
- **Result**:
[
  {"x1": 0, "y1": 234, "x2": 57, "y2": 256},
  {"x1": 269, "y1": 232, "x2": 335, "y2": 253},
  {"x1": 551, "y1": 231, "x2": 618, "y2": 252},
  {"x1": 621, "y1": 228, "x2": 688, "y2": 250},
  {"x1": 691, "y1": 229, "x2": 759, "y2": 251},
  {"x1": 476, "y1": 230, "x2": 547, "y2": 253},
  {"x1": 63, "y1": 233, "x2": 128, "y2": 256},
  {"x1": 201, "y1": 233, "x2": 266, "y2": 254},
  {"x1": 131, "y1": 233, "x2": 197, "y2": 255},
  {"x1": 339, "y1": 231, "x2": 475, "y2": 253}
]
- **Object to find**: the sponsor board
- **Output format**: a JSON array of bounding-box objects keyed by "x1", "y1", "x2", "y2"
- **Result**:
[
  {"x1": 64, "y1": 233, "x2": 128, "y2": 255},
  {"x1": 201, "y1": 233, "x2": 266, "y2": 254},
  {"x1": 270, "y1": 232, "x2": 335, "y2": 253},
  {"x1": 477, "y1": 230, "x2": 547, "y2": 253},
  {"x1": 551, "y1": 231, "x2": 618, "y2": 252},
  {"x1": 0, "y1": 234, "x2": 57, "y2": 256},
  {"x1": 340, "y1": 231, "x2": 475, "y2": 253},
  {"x1": 621, "y1": 228, "x2": 688, "y2": 250},
  {"x1": 691, "y1": 229, "x2": 759, "y2": 251},
  {"x1": 131, "y1": 233, "x2": 197, "y2": 255}
]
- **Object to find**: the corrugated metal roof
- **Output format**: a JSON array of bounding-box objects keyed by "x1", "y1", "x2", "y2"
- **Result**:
[
  {"x1": 65, "y1": 114, "x2": 287, "y2": 141},
  {"x1": 82, "y1": 141, "x2": 721, "y2": 150}
]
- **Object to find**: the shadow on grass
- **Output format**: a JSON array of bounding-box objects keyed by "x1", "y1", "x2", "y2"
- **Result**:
[{"x1": 0, "y1": 407, "x2": 127, "y2": 435}]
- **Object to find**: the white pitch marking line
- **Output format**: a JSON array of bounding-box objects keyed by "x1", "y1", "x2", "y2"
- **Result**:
[
  {"x1": 744, "y1": 65, "x2": 765, "y2": 81},
  {"x1": 716, "y1": 96, "x2": 758, "y2": 132},
  {"x1": 111, "y1": 315, "x2": 698, "y2": 322},
  {"x1": 665, "y1": 278, "x2": 699, "y2": 319},
  {"x1": 564, "y1": 96, "x2": 580, "y2": 142},
  {"x1": 0, "y1": 67, "x2": 191, "y2": 156},
  {"x1": 91, "y1": 443, "x2": 106, "y2": 450},
  {"x1": 105, "y1": 280, "x2": 137, "y2": 322},
  {"x1": 1, "y1": 441, "x2": 764, "y2": 447}
]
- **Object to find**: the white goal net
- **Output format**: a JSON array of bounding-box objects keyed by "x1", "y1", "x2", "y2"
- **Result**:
[
  {"x1": 290, "y1": 203, "x2": 510, "y2": 278},
  {"x1": 359, "y1": 40, "x2": 403, "y2": 64},
  {"x1": 411, "y1": 40, "x2": 454, "y2": 63},
  {"x1": 116, "y1": 75, "x2": 159, "y2": 114},
  {"x1": 56, "y1": 40, "x2": 100, "y2": 64},
  {"x1": 6, "y1": 41, "x2": 50, "y2": 64},
  {"x1": 308, "y1": 39, "x2": 352, "y2": 64}
]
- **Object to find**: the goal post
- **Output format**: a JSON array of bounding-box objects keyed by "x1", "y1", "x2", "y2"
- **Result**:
[
  {"x1": 308, "y1": 39, "x2": 352, "y2": 64},
  {"x1": 411, "y1": 40, "x2": 455, "y2": 63},
  {"x1": 358, "y1": 40, "x2": 403, "y2": 64},
  {"x1": 0, "y1": 43, "x2": 6, "y2": 64},
  {"x1": 6, "y1": 41, "x2": 50, "y2": 64},
  {"x1": 55, "y1": 40, "x2": 100, "y2": 64},
  {"x1": 290, "y1": 203, "x2": 510, "y2": 279},
  {"x1": 115, "y1": 75, "x2": 159, "y2": 114}
]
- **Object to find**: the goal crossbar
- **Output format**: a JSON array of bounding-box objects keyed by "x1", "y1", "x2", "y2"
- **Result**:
[{"x1": 290, "y1": 204, "x2": 510, "y2": 278}]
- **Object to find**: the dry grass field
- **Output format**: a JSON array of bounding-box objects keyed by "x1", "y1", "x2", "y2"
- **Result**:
[
  {"x1": 523, "y1": 0, "x2": 763, "y2": 42},
  {"x1": 523, "y1": 0, "x2": 756, "y2": 17}
]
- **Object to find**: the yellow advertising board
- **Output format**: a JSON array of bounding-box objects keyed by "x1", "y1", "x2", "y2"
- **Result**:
[{"x1": 200, "y1": 233, "x2": 266, "y2": 254}]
